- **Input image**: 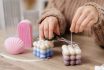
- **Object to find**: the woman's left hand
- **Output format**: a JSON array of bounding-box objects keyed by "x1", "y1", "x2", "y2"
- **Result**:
[{"x1": 70, "y1": 6, "x2": 99, "y2": 33}]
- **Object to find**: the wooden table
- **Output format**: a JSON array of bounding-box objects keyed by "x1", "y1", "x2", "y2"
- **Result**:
[{"x1": 0, "y1": 27, "x2": 104, "y2": 70}]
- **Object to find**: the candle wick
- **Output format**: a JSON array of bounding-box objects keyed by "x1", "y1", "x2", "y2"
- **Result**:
[{"x1": 71, "y1": 32, "x2": 73, "y2": 47}]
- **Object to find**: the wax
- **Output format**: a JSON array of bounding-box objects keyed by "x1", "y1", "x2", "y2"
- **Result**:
[
  {"x1": 33, "y1": 40, "x2": 54, "y2": 59},
  {"x1": 70, "y1": 55, "x2": 76, "y2": 60},
  {"x1": 64, "y1": 60, "x2": 70, "y2": 66},
  {"x1": 4, "y1": 37, "x2": 25, "y2": 55},
  {"x1": 62, "y1": 44, "x2": 82, "y2": 66},
  {"x1": 70, "y1": 61, "x2": 75, "y2": 65},
  {"x1": 63, "y1": 55, "x2": 70, "y2": 61},
  {"x1": 18, "y1": 20, "x2": 32, "y2": 48},
  {"x1": 76, "y1": 59, "x2": 81, "y2": 65}
]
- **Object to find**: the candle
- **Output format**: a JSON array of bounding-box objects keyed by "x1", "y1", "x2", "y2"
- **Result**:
[
  {"x1": 33, "y1": 40, "x2": 54, "y2": 59},
  {"x1": 62, "y1": 44, "x2": 82, "y2": 66}
]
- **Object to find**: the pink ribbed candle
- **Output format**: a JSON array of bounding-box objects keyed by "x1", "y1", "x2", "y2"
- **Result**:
[
  {"x1": 18, "y1": 20, "x2": 32, "y2": 48},
  {"x1": 4, "y1": 37, "x2": 25, "y2": 55}
]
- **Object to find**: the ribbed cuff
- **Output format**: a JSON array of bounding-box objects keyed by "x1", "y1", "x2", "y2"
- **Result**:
[
  {"x1": 84, "y1": 2, "x2": 104, "y2": 25},
  {"x1": 84, "y1": 2, "x2": 104, "y2": 46}
]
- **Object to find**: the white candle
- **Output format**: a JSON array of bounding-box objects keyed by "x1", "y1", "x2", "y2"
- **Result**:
[
  {"x1": 40, "y1": 44, "x2": 47, "y2": 50},
  {"x1": 74, "y1": 47, "x2": 81, "y2": 55},
  {"x1": 62, "y1": 45, "x2": 70, "y2": 56},
  {"x1": 68, "y1": 45, "x2": 75, "y2": 55}
]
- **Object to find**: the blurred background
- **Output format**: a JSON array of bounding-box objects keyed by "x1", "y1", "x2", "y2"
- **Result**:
[{"x1": 0, "y1": 0, "x2": 48, "y2": 37}]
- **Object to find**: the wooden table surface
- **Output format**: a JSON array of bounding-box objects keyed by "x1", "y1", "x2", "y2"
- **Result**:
[{"x1": 0, "y1": 27, "x2": 104, "y2": 70}]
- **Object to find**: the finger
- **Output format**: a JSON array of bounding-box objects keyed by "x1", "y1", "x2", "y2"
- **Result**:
[
  {"x1": 49, "y1": 22, "x2": 54, "y2": 39},
  {"x1": 39, "y1": 23, "x2": 44, "y2": 40},
  {"x1": 44, "y1": 21, "x2": 49, "y2": 39},
  {"x1": 75, "y1": 10, "x2": 90, "y2": 33},
  {"x1": 54, "y1": 23, "x2": 60, "y2": 35},
  {"x1": 79, "y1": 14, "x2": 93, "y2": 32},
  {"x1": 86, "y1": 20, "x2": 95, "y2": 31},
  {"x1": 70, "y1": 7, "x2": 83, "y2": 32}
]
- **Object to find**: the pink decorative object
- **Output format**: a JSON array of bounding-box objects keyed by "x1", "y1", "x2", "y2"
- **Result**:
[
  {"x1": 18, "y1": 20, "x2": 32, "y2": 49},
  {"x1": 4, "y1": 37, "x2": 25, "y2": 55}
]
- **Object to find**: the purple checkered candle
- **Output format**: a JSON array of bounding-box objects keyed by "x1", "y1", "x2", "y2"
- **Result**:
[{"x1": 62, "y1": 44, "x2": 82, "y2": 66}]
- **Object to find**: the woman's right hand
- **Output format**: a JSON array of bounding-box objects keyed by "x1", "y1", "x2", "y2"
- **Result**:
[{"x1": 39, "y1": 16, "x2": 60, "y2": 40}]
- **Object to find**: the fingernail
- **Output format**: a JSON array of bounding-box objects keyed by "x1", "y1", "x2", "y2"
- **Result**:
[
  {"x1": 75, "y1": 31, "x2": 78, "y2": 33},
  {"x1": 71, "y1": 31, "x2": 74, "y2": 32},
  {"x1": 58, "y1": 32, "x2": 60, "y2": 35},
  {"x1": 74, "y1": 31, "x2": 77, "y2": 33},
  {"x1": 49, "y1": 34, "x2": 54, "y2": 39},
  {"x1": 70, "y1": 28, "x2": 72, "y2": 31},
  {"x1": 70, "y1": 29, "x2": 73, "y2": 32},
  {"x1": 39, "y1": 37, "x2": 44, "y2": 40},
  {"x1": 70, "y1": 28, "x2": 71, "y2": 31},
  {"x1": 45, "y1": 36, "x2": 48, "y2": 39}
]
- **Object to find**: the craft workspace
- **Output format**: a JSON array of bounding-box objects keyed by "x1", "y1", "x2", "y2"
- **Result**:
[{"x1": 0, "y1": 0, "x2": 104, "y2": 70}]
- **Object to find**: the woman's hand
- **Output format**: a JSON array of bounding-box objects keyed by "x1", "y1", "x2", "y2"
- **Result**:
[
  {"x1": 39, "y1": 16, "x2": 60, "y2": 40},
  {"x1": 70, "y1": 6, "x2": 99, "y2": 33}
]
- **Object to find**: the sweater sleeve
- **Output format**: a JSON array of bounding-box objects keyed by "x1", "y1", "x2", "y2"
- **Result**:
[
  {"x1": 38, "y1": 0, "x2": 66, "y2": 35},
  {"x1": 85, "y1": 2, "x2": 104, "y2": 46}
]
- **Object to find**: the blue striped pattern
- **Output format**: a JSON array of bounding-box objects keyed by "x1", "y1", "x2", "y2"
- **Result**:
[{"x1": 33, "y1": 48, "x2": 53, "y2": 59}]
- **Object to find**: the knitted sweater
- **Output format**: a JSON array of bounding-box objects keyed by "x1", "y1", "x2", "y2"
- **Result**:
[{"x1": 38, "y1": 0, "x2": 104, "y2": 46}]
